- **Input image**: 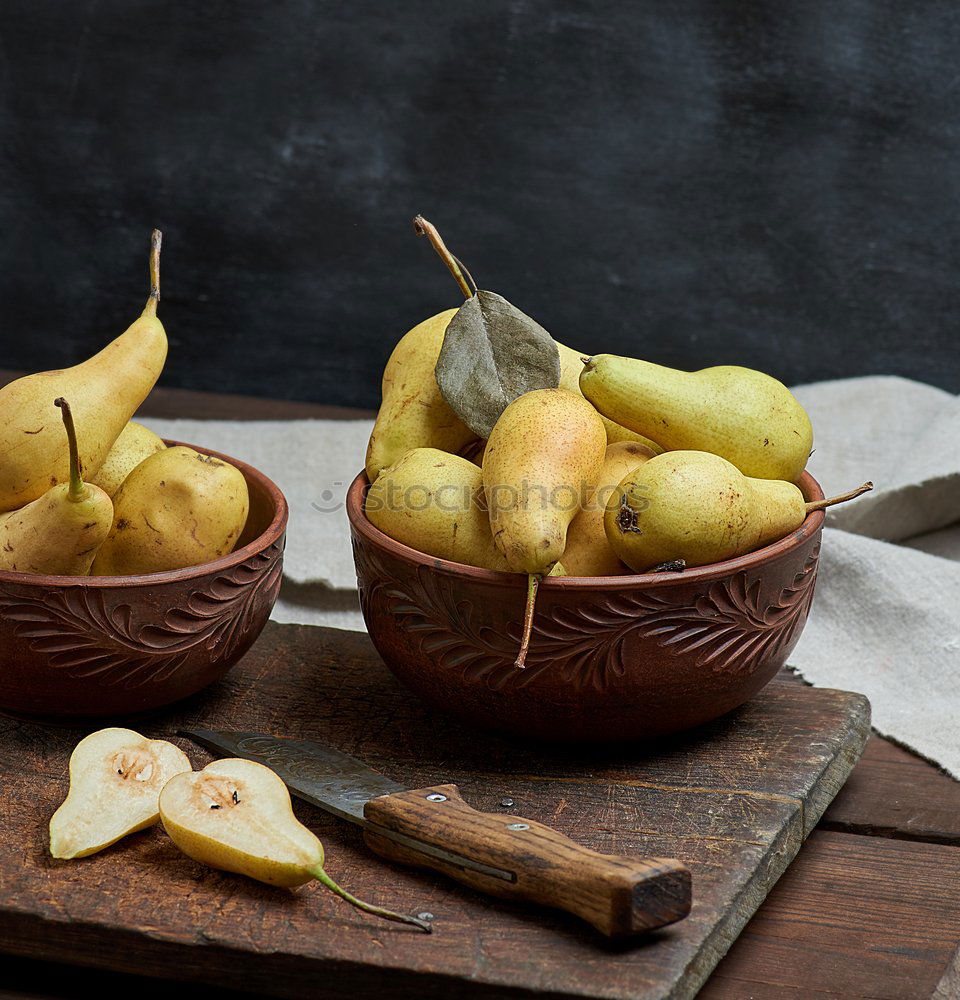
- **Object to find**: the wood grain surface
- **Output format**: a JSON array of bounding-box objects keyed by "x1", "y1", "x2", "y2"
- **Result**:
[
  {"x1": 702, "y1": 831, "x2": 960, "y2": 999},
  {"x1": 0, "y1": 621, "x2": 868, "y2": 1000}
]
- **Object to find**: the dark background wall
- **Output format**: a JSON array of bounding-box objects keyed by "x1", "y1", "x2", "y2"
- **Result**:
[{"x1": 1, "y1": 1, "x2": 958, "y2": 408}]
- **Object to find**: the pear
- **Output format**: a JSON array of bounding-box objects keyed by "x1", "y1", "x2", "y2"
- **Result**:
[
  {"x1": 563, "y1": 441, "x2": 657, "y2": 576},
  {"x1": 160, "y1": 759, "x2": 430, "y2": 932},
  {"x1": 484, "y1": 389, "x2": 607, "y2": 573},
  {"x1": 556, "y1": 342, "x2": 663, "y2": 453},
  {"x1": 580, "y1": 355, "x2": 813, "y2": 481},
  {"x1": 91, "y1": 446, "x2": 249, "y2": 575},
  {"x1": 0, "y1": 231, "x2": 167, "y2": 511},
  {"x1": 483, "y1": 388, "x2": 606, "y2": 665},
  {"x1": 606, "y1": 450, "x2": 872, "y2": 572},
  {"x1": 367, "y1": 448, "x2": 511, "y2": 570},
  {"x1": 91, "y1": 421, "x2": 166, "y2": 497},
  {"x1": 364, "y1": 309, "x2": 475, "y2": 483},
  {"x1": 49, "y1": 727, "x2": 191, "y2": 859},
  {"x1": 0, "y1": 399, "x2": 113, "y2": 575}
]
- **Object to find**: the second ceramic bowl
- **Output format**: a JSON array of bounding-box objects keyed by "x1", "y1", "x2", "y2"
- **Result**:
[{"x1": 348, "y1": 470, "x2": 824, "y2": 742}]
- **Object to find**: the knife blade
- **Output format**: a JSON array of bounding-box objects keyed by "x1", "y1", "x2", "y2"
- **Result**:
[{"x1": 179, "y1": 727, "x2": 691, "y2": 937}]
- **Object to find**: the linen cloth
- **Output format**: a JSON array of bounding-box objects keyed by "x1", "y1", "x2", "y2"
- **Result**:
[{"x1": 143, "y1": 375, "x2": 960, "y2": 776}]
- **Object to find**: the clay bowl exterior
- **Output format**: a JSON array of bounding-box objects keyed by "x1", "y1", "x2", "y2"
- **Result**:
[
  {"x1": 348, "y1": 470, "x2": 825, "y2": 742},
  {"x1": 0, "y1": 442, "x2": 287, "y2": 718}
]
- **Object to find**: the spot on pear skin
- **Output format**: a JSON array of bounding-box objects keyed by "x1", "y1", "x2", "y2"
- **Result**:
[{"x1": 616, "y1": 498, "x2": 642, "y2": 534}]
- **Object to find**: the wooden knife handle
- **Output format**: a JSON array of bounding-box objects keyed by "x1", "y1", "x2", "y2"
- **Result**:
[{"x1": 362, "y1": 783, "x2": 691, "y2": 937}]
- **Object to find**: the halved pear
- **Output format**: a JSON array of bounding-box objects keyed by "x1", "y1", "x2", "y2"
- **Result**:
[
  {"x1": 50, "y1": 728, "x2": 192, "y2": 859},
  {"x1": 160, "y1": 759, "x2": 430, "y2": 931}
]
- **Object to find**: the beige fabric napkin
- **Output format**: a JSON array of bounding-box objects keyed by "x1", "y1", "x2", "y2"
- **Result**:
[{"x1": 143, "y1": 374, "x2": 960, "y2": 776}]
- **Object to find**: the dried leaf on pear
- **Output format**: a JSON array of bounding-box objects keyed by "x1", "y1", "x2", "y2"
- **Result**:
[{"x1": 436, "y1": 290, "x2": 561, "y2": 439}]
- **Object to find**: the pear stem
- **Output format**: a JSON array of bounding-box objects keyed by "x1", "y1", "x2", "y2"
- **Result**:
[
  {"x1": 53, "y1": 398, "x2": 85, "y2": 501},
  {"x1": 310, "y1": 866, "x2": 432, "y2": 933},
  {"x1": 413, "y1": 216, "x2": 474, "y2": 300},
  {"x1": 804, "y1": 481, "x2": 873, "y2": 513},
  {"x1": 515, "y1": 573, "x2": 541, "y2": 669},
  {"x1": 145, "y1": 228, "x2": 162, "y2": 316}
]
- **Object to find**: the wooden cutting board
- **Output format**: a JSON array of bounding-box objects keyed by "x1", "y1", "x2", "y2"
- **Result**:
[{"x1": 0, "y1": 621, "x2": 869, "y2": 1000}]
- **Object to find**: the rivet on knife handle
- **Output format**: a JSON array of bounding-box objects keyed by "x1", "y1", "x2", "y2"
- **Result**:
[{"x1": 363, "y1": 783, "x2": 692, "y2": 937}]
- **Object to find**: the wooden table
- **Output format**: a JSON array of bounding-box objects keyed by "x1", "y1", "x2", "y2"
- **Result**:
[{"x1": 2, "y1": 372, "x2": 959, "y2": 1000}]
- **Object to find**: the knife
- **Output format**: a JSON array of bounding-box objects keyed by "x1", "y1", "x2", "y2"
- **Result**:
[{"x1": 178, "y1": 728, "x2": 691, "y2": 937}]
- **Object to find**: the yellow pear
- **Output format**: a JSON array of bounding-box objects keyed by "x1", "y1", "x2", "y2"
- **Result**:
[
  {"x1": 90, "y1": 421, "x2": 166, "y2": 497},
  {"x1": 563, "y1": 441, "x2": 656, "y2": 576},
  {"x1": 0, "y1": 399, "x2": 113, "y2": 575},
  {"x1": 556, "y1": 342, "x2": 662, "y2": 453},
  {"x1": 367, "y1": 448, "x2": 510, "y2": 570},
  {"x1": 483, "y1": 388, "x2": 606, "y2": 665},
  {"x1": 160, "y1": 759, "x2": 430, "y2": 931},
  {"x1": 0, "y1": 232, "x2": 167, "y2": 511},
  {"x1": 91, "y1": 446, "x2": 249, "y2": 575},
  {"x1": 581, "y1": 355, "x2": 813, "y2": 481},
  {"x1": 49, "y1": 727, "x2": 191, "y2": 859},
  {"x1": 484, "y1": 389, "x2": 606, "y2": 573},
  {"x1": 606, "y1": 450, "x2": 872, "y2": 571},
  {"x1": 364, "y1": 310, "x2": 475, "y2": 483}
]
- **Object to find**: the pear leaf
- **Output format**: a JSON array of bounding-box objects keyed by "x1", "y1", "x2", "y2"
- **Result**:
[{"x1": 435, "y1": 290, "x2": 561, "y2": 438}]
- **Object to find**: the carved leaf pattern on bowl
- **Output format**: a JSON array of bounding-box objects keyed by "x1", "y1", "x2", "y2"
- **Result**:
[
  {"x1": 355, "y1": 540, "x2": 819, "y2": 694},
  {"x1": 0, "y1": 542, "x2": 283, "y2": 689}
]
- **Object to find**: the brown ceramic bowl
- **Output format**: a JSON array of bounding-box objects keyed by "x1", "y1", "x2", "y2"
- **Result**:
[
  {"x1": 348, "y1": 470, "x2": 825, "y2": 742},
  {"x1": 0, "y1": 442, "x2": 287, "y2": 718}
]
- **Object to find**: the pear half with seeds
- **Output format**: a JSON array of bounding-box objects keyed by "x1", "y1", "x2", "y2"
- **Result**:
[
  {"x1": 50, "y1": 728, "x2": 192, "y2": 859},
  {"x1": 160, "y1": 758, "x2": 430, "y2": 932}
]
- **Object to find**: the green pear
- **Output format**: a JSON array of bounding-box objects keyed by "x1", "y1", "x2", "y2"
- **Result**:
[
  {"x1": 160, "y1": 759, "x2": 430, "y2": 931},
  {"x1": 367, "y1": 448, "x2": 511, "y2": 570},
  {"x1": 580, "y1": 355, "x2": 813, "y2": 481},
  {"x1": 483, "y1": 388, "x2": 606, "y2": 665},
  {"x1": 0, "y1": 232, "x2": 167, "y2": 511},
  {"x1": 49, "y1": 727, "x2": 192, "y2": 859},
  {"x1": 563, "y1": 441, "x2": 656, "y2": 576},
  {"x1": 0, "y1": 399, "x2": 113, "y2": 575},
  {"x1": 365, "y1": 310, "x2": 476, "y2": 483},
  {"x1": 91, "y1": 446, "x2": 249, "y2": 575},
  {"x1": 606, "y1": 450, "x2": 872, "y2": 572},
  {"x1": 90, "y1": 421, "x2": 166, "y2": 497},
  {"x1": 556, "y1": 342, "x2": 663, "y2": 453}
]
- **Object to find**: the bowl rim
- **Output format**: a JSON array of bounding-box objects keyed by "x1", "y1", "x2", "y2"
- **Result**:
[
  {"x1": 0, "y1": 440, "x2": 288, "y2": 588},
  {"x1": 347, "y1": 467, "x2": 825, "y2": 589}
]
